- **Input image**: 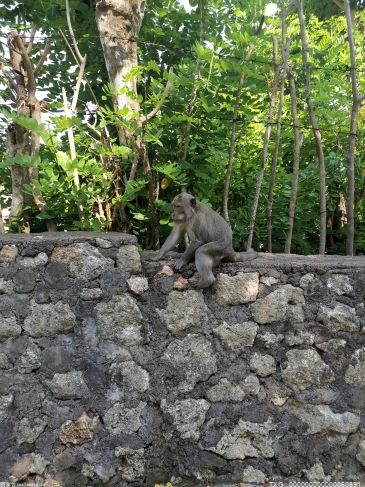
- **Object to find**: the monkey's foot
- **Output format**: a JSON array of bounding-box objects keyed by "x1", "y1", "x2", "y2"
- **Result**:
[
  {"x1": 240, "y1": 249, "x2": 258, "y2": 261},
  {"x1": 194, "y1": 277, "x2": 216, "y2": 289}
]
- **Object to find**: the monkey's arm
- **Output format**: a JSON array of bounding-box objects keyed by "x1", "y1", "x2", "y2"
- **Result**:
[
  {"x1": 151, "y1": 226, "x2": 184, "y2": 261},
  {"x1": 174, "y1": 240, "x2": 203, "y2": 270}
]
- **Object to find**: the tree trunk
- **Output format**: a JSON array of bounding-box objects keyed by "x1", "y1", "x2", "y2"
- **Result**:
[
  {"x1": 179, "y1": 0, "x2": 205, "y2": 169},
  {"x1": 285, "y1": 70, "x2": 302, "y2": 253},
  {"x1": 95, "y1": 0, "x2": 146, "y2": 143},
  {"x1": 95, "y1": 0, "x2": 159, "y2": 239},
  {"x1": 267, "y1": 4, "x2": 288, "y2": 252},
  {"x1": 247, "y1": 36, "x2": 279, "y2": 250},
  {"x1": 222, "y1": 16, "x2": 264, "y2": 223},
  {"x1": 6, "y1": 30, "x2": 52, "y2": 232},
  {"x1": 343, "y1": 0, "x2": 365, "y2": 255},
  {"x1": 297, "y1": 0, "x2": 327, "y2": 255}
]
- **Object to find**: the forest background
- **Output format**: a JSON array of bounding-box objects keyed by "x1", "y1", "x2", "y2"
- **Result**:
[{"x1": 0, "y1": 0, "x2": 364, "y2": 256}]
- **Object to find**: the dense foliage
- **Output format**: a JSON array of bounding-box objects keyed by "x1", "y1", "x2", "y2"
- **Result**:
[{"x1": 0, "y1": 0, "x2": 364, "y2": 255}]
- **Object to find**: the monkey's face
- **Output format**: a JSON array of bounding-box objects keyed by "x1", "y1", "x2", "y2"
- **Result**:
[
  {"x1": 172, "y1": 203, "x2": 186, "y2": 223},
  {"x1": 171, "y1": 193, "x2": 196, "y2": 223}
]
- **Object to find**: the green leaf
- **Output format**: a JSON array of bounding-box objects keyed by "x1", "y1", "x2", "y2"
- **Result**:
[
  {"x1": 154, "y1": 162, "x2": 187, "y2": 186},
  {"x1": 132, "y1": 211, "x2": 149, "y2": 221},
  {"x1": 1, "y1": 154, "x2": 40, "y2": 168},
  {"x1": 121, "y1": 179, "x2": 149, "y2": 204}
]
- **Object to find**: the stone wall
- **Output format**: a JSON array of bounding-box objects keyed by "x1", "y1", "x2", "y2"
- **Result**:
[{"x1": 0, "y1": 232, "x2": 364, "y2": 487}]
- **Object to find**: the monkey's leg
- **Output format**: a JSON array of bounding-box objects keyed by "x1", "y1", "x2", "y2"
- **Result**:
[{"x1": 194, "y1": 247, "x2": 216, "y2": 289}]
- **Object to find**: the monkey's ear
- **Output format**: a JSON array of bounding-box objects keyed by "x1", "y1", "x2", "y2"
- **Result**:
[{"x1": 190, "y1": 197, "x2": 197, "y2": 207}]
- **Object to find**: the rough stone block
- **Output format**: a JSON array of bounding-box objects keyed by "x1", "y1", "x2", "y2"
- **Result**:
[{"x1": 214, "y1": 272, "x2": 259, "y2": 305}]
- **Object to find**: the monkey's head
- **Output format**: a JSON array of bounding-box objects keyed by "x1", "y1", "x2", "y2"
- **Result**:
[{"x1": 171, "y1": 193, "x2": 197, "y2": 223}]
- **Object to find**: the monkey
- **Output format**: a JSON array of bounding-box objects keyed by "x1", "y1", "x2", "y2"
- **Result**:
[{"x1": 151, "y1": 193, "x2": 258, "y2": 289}]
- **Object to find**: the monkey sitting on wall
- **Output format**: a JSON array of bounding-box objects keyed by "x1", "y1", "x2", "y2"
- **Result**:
[{"x1": 151, "y1": 192, "x2": 257, "y2": 289}]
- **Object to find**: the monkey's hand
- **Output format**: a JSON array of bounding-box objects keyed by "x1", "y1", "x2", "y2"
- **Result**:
[{"x1": 174, "y1": 257, "x2": 188, "y2": 271}]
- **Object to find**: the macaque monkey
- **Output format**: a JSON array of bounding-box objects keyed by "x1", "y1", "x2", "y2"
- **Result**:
[{"x1": 152, "y1": 193, "x2": 257, "y2": 289}]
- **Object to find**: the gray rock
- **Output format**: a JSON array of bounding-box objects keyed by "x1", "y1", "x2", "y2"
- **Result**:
[
  {"x1": 163, "y1": 334, "x2": 217, "y2": 392},
  {"x1": 327, "y1": 274, "x2": 353, "y2": 295},
  {"x1": 103, "y1": 401, "x2": 146, "y2": 435},
  {"x1": 260, "y1": 332, "x2": 285, "y2": 348},
  {"x1": 208, "y1": 418, "x2": 276, "y2": 460},
  {"x1": 48, "y1": 371, "x2": 89, "y2": 399},
  {"x1": 0, "y1": 352, "x2": 11, "y2": 369},
  {"x1": 80, "y1": 288, "x2": 103, "y2": 300},
  {"x1": 96, "y1": 295, "x2": 143, "y2": 346},
  {"x1": 250, "y1": 284, "x2": 305, "y2": 324},
  {"x1": 250, "y1": 353, "x2": 276, "y2": 377},
  {"x1": 127, "y1": 276, "x2": 149, "y2": 295},
  {"x1": 0, "y1": 315, "x2": 21, "y2": 342},
  {"x1": 0, "y1": 394, "x2": 14, "y2": 419},
  {"x1": 345, "y1": 347, "x2": 365, "y2": 387},
  {"x1": 315, "y1": 338, "x2": 346, "y2": 353},
  {"x1": 206, "y1": 375, "x2": 260, "y2": 402},
  {"x1": 23, "y1": 300, "x2": 76, "y2": 337},
  {"x1": 19, "y1": 252, "x2": 48, "y2": 268},
  {"x1": 299, "y1": 273, "x2": 315, "y2": 288},
  {"x1": 357, "y1": 438, "x2": 365, "y2": 467},
  {"x1": 242, "y1": 465, "x2": 267, "y2": 483},
  {"x1": 282, "y1": 348, "x2": 334, "y2": 390},
  {"x1": 116, "y1": 245, "x2": 142, "y2": 273},
  {"x1": 82, "y1": 451, "x2": 116, "y2": 483},
  {"x1": 13, "y1": 268, "x2": 37, "y2": 293},
  {"x1": 16, "y1": 416, "x2": 47, "y2": 445},
  {"x1": 115, "y1": 447, "x2": 145, "y2": 482},
  {"x1": 317, "y1": 302, "x2": 360, "y2": 332},
  {"x1": 260, "y1": 276, "x2": 279, "y2": 286},
  {"x1": 10, "y1": 453, "x2": 48, "y2": 481},
  {"x1": 16, "y1": 340, "x2": 41, "y2": 373},
  {"x1": 110, "y1": 361, "x2": 150, "y2": 392},
  {"x1": 213, "y1": 321, "x2": 258, "y2": 350},
  {"x1": 0, "y1": 245, "x2": 18, "y2": 262},
  {"x1": 51, "y1": 242, "x2": 114, "y2": 279},
  {"x1": 214, "y1": 272, "x2": 259, "y2": 305},
  {"x1": 263, "y1": 377, "x2": 291, "y2": 406},
  {"x1": 161, "y1": 398, "x2": 210, "y2": 441},
  {"x1": 304, "y1": 461, "x2": 330, "y2": 482},
  {"x1": 292, "y1": 404, "x2": 360, "y2": 444},
  {"x1": 157, "y1": 289, "x2": 208, "y2": 333},
  {"x1": 0, "y1": 277, "x2": 13, "y2": 294},
  {"x1": 95, "y1": 237, "x2": 113, "y2": 248},
  {"x1": 285, "y1": 330, "x2": 315, "y2": 346}
]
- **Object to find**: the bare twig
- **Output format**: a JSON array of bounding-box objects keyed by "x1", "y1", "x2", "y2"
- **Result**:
[
  {"x1": 223, "y1": 15, "x2": 264, "y2": 223},
  {"x1": 139, "y1": 69, "x2": 173, "y2": 123},
  {"x1": 65, "y1": 0, "x2": 84, "y2": 63},
  {"x1": 34, "y1": 41, "x2": 51, "y2": 77}
]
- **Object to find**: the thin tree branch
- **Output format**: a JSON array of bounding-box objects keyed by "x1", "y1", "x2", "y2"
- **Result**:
[
  {"x1": 26, "y1": 25, "x2": 37, "y2": 54},
  {"x1": 223, "y1": 15, "x2": 265, "y2": 223},
  {"x1": 297, "y1": 0, "x2": 326, "y2": 254},
  {"x1": 139, "y1": 69, "x2": 173, "y2": 123},
  {"x1": 59, "y1": 29, "x2": 99, "y2": 107},
  {"x1": 247, "y1": 35, "x2": 279, "y2": 250},
  {"x1": 34, "y1": 41, "x2": 51, "y2": 77},
  {"x1": 12, "y1": 34, "x2": 36, "y2": 96},
  {"x1": 65, "y1": 0, "x2": 84, "y2": 63}
]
